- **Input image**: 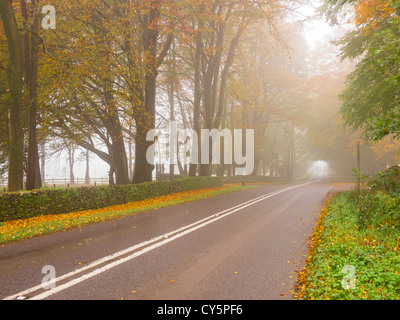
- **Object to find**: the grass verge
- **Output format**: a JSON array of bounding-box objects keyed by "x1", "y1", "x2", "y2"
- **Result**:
[
  {"x1": 296, "y1": 191, "x2": 400, "y2": 300},
  {"x1": 0, "y1": 184, "x2": 257, "y2": 245}
]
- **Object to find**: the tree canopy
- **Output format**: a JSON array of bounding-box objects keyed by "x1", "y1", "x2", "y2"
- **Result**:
[
  {"x1": 1, "y1": 0, "x2": 398, "y2": 191},
  {"x1": 324, "y1": 0, "x2": 400, "y2": 141}
]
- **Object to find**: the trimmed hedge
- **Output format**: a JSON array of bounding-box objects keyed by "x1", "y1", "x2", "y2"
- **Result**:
[{"x1": 0, "y1": 177, "x2": 223, "y2": 222}]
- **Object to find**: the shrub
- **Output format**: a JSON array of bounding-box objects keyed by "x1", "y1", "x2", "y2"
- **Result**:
[
  {"x1": 0, "y1": 177, "x2": 223, "y2": 222},
  {"x1": 369, "y1": 165, "x2": 400, "y2": 196},
  {"x1": 347, "y1": 189, "x2": 400, "y2": 231}
]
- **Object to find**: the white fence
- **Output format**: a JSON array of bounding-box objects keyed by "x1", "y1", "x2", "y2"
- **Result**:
[
  {"x1": 42, "y1": 177, "x2": 110, "y2": 187},
  {"x1": 0, "y1": 177, "x2": 110, "y2": 192}
]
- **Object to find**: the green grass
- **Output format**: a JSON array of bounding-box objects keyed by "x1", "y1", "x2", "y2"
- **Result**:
[{"x1": 297, "y1": 191, "x2": 400, "y2": 300}]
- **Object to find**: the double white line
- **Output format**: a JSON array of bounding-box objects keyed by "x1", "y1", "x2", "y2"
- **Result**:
[{"x1": 4, "y1": 182, "x2": 312, "y2": 300}]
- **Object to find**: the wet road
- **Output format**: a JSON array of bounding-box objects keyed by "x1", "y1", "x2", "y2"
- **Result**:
[{"x1": 0, "y1": 181, "x2": 335, "y2": 300}]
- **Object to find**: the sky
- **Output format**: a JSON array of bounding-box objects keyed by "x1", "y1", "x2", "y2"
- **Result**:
[
  {"x1": 303, "y1": 17, "x2": 334, "y2": 49},
  {"x1": 300, "y1": 1, "x2": 355, "y2": 49},
  {"x1": 299, "y1": 2, "x2": 340, "y2": 49}
]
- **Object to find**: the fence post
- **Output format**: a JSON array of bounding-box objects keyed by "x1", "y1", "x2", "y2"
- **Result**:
[{"x1": 357, "y1": 141, "x2": 361, "y2": 196}]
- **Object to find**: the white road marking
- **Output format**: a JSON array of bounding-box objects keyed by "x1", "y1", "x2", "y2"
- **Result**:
[{"x1": 4, "y1": 182, "x2": 313, "y2": 300}]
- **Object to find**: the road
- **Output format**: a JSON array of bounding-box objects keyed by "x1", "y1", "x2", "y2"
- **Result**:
[{"x1": 0, "y1": 181, "x2": 336, "y2": 300}]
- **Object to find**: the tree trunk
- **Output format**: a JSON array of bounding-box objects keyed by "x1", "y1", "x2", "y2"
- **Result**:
[
  {"x1": 133, "y1": 122, "x2": 154, "y2": 183},
  {"x1": 199, "y1": 73, "x2": 213, "y2": 176},
  {"x1": 133, "y1": 6, "x2": 158, "y2": 184},
  {"x1": 106, "y1": 100, "x2": 130, "y2": 185},
  {"x1": 110, "y1": 139, "x2": 131, "y2": 185},
  {"x1": 109, "y1": 164, "x2": 115, "y2": 186},
  {"x1": 189, "y1": 19, "x2": 203, "y2": 177},
  {"x1": 22, "y1": 0, "x2": 42, "y2": 190},
  {"x1": 199, "y1": 46, "x2": 217, "y2": 177},
  {"x1": 68, "y1": 146, "x2": 75, "y2": 185},
  {"x1": 85, "y1": 149, "x2": 90, "y2": 184},
  {"x1": 133, "y1": 3, "x2": 172, "y2": 184},
  {"x1": 103, "y1": 60, "x2": 130, "y2": 185},
  {"x1": 0, "y1": 0, "x2": 25, "y2": 192},
  {"x1": 128, "y1": 124, "x2": 134, "y2": 181},
  {"x1": 168, "y1": 40, "x2": 176, "y2": 180},
  {"x1": 40, "y1": 140, "x2": 45, "y2": 183}
]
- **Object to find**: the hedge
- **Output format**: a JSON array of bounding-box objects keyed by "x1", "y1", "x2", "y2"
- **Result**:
[{"x1": 0, "y1": 177, "x2": 223, "y2": 223}]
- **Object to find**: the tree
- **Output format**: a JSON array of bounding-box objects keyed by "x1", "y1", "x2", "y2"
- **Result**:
[
  {"x1": 322, "y1": 0, "x2": 400, "y2": 141},
  {"x1": 0, "y1": 25, "x2": 9, "y2": 180},
  {"x1": 35, "y1": 0, "x2": 181, "y2": 185},
  {"x1": 39, "y1": 0, "x2": 132, "y2": 185},
  {"x1": 227, "y1": 17, "x2": 309, "y2": 178},
  {"x1": 340, "y1": 18, "x2": 400, "y2": 140},
  {"x1": 0, "y1": 0, "x2": 25, "y2": 191},
  {"x1": 21, "y1": 0, "x2": 42, "y2": 190},
  {"x1": 178, "y1": 0, "x2": 290, "y2": 176},
  {"x1": 132, "y1": 0, "x2": 174, "y2": 183}
]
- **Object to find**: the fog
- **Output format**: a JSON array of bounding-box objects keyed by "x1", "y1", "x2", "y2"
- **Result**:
[
  {"x1": 308, "y1": 161, "x2": 329, "y2": 181},
  {"x1": 1, "y1": 0, "x2": 399, "y2": 190}
]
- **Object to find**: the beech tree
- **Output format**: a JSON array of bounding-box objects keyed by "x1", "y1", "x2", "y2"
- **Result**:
[
  {"x1": 39, "y1": 0, "x2": 176, "y2": 185},
  {"x1": 21, "y1": 0, "x2": 42, "y2": 190},
  {"x1": 0, "y1": 0, "x2": 25, "y2": 192}
]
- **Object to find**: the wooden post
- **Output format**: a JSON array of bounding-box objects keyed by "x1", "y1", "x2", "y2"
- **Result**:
[{"x1": 357, "y1": 141, "x2": 361, "y2": 196}]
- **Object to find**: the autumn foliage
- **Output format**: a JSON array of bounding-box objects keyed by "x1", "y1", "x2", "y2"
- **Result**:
[
  {"x1": 0, "y1": 176, "x2": 222, "y2": 222},
  {"x1": 355, "y1": 0, "x2": 396, "y2": 29}
]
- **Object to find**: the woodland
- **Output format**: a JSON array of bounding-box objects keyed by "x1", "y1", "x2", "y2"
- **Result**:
[{"x1": 1, "y1": 0, "x2": 399, "y2": 192}]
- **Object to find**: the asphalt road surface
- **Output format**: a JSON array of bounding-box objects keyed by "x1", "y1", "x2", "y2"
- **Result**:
[{"x1": 0, "y1": 181, "x2": 338, "y2": 300}]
